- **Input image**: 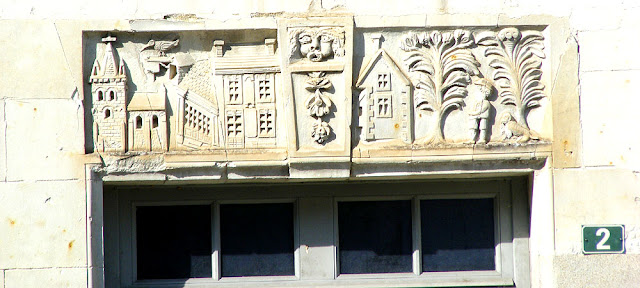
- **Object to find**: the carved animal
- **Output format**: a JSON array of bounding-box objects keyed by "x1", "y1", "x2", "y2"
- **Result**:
[
  {"x1": 500, "y1": 112, "x2": 539, "y2": 143},
  {"x1": 141, "y1": 39, "x2": 179, "y2": 56}
]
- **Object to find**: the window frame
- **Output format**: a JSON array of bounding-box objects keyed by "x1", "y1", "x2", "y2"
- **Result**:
[
  {"x1": 333, "y1": 191, "x2": 511, "y2": 283},
  {"x1": 105, "y1": 179, "x2": 526, "y2": 288},
  {"x1": 116, "y1": 197, "x2": 300, "y2": 287}
]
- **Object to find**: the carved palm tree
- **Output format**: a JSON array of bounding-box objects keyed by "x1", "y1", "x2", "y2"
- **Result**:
[
  {"x1": 476, "y1": 28, "x2": 545, "y2": 130},
  {"x1": 400, "y1": 30, "x2": 480, "y2": 144}
]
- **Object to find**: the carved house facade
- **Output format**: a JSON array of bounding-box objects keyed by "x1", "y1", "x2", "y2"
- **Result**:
[
  {"x1": 2, "y1": 2, "x2": 640, "y2": 288},
  {"x1": 127, "y1": 90, "x2": 168, "y2": 152},
  {"x1": 214, "y1": 39, "x2": 280, "y2": 149},
  {"x1": 356, "y1": 45, "x2": 413, "y2": 144}
]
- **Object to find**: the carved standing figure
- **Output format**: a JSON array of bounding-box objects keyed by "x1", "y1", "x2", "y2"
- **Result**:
[{"x1": 465, "y1": 77, "x2": 493, "y2": 144}]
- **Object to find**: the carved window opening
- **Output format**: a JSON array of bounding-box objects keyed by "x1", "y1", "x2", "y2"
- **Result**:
[
  {"x1": 225, "y1": 75, "x2": 242, "y2": 105},
  {"x1": 377, "y1": 73, "x2": 390, "y2": 91},
  {"x1": 376, "y1": 94, "x2": 392, "y2": 118},
  {"x1": 226, "y1": 110, "x2": 243, "y2": 137},
  {"x1": 105, "y1": 179, "x2": 527, "y2": 287},
  {"x1": 183, "y1": 103, "x2": 212, "y2": 142},
  {"x1": 258, "y1": 109, "x2": 275, "y2": 138},
  {"x1": 256, "y1": 74, "x2": 274, "y2": 103},
  {"x1": 97, "y1": 90, "x2": 104, "y2": 101},
  {"x1": 135, "y1": 116, "x2": 143, "y2": 129},
  {"x1": 226, "y1": 110, "x2": 244, "y2": 148},
  {"x1": 108, "y1": 90, "x2": 115, "y2": 101},
  {"x1": 152, "y1": 115, "x2": 159, "y2": 128},
  {"x1": 104, "y1": 108, "x2": 111, "y2": 119}
]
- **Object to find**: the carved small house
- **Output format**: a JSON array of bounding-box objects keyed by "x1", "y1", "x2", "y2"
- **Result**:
[
  {"x1": 127, "y1": 89, "x2": 168, "y2": 152},
  {"x1": 90, "y1": 35, "x2": 128, "y2": 152},
  {"x1": 356, "y1": 48, "x2": 413, "y2": 144},
  {"x1": 214, "y1": 39, "x2": 279, "y2": 149}
]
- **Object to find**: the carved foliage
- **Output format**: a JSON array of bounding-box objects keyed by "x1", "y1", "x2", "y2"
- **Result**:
[
  {"x1": 476, "y1": 28, "x2": 545, "y2": 130},
  {"x1": 305, "y1": 72, "x2": 333, "y2": 144},
  {"x1": 400, "y1": 30, "x2": 480, "y2": 144},
  {"x1": 289, "y1": 27, "x2": 345, "y2": 62}
]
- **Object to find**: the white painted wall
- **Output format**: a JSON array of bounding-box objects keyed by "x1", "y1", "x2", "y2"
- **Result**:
[{"x1": 1, "y1": 0, "x2": 639, "y2": 287}]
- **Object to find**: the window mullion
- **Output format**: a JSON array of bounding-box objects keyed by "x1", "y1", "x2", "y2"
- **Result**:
[
  {"x1": 212, "y1": 202, "x2": 221, "y2": 281},
  {"x1": 412, "y1": 196, "x2": 422, "y2": 276}
]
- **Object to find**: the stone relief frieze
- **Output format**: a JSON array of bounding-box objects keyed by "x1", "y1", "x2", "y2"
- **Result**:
[{"x1": 85, "y1": 20, "x2": 548, "y2": 157}]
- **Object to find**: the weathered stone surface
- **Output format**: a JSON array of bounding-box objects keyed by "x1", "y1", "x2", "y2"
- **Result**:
[
  {"x1": 4, "y1": 268, "x2": 87, "y2": 288},
  {"x1": 0, "y1": 181, "x2": 87, "y2": 269},
  {"x1": 529, "y1": 160, "x2": 555, "y2": 288},
  {"x1": 554, "y1": 169, "x2": 640, "y2": 254},
  {"x1": 580, "y1": 70, "x2": 640, "y2": 168},
  {"x1": 550, "y1": 36, "x2": 581, "y2": 168},
  {"x1": 54, "y1": 20, "x2": 132, "y2": 96},
  {"x1": 0, "y1": 20, "x2": 76, "y2": 99},
  {"x1": 4, "y1": 99, "x2": 84, "y2": 181},
  {"x1": 554, "y1": 254, "x2": 640, "y2": 287}
]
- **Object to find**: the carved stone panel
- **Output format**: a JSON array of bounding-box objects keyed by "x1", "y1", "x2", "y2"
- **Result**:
[
  {"x1": 85, "y1": 30, "x2": 286, "y2": 154},
  {"x1": 278, "y1": 17, "x2": 353, "y2": 159}
]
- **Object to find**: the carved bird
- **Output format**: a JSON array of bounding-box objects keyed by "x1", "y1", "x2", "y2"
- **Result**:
[{"x1": 141, "y1": 39, "x2": 179, "y2": 56}]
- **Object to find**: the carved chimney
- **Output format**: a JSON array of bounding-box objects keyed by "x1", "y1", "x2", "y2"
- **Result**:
[{"x1": 213, "y1": 40, "x2": 225, "y2": 57}]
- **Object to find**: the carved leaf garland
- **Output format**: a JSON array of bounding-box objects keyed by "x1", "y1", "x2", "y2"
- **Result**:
[
  {"x1": 476, "y1": 27, "x2": 546, "y2": 130},
  {"x1": 400, "y1": 30, "x2": 480, "y2": 144},
  {"x1": 304, "y1": 72, "x2": 333, "y2": 144}
]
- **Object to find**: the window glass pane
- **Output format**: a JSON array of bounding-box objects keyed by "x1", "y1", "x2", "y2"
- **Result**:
[
  {"x1": 136, "y1": 205, "x2": 212, "y2": 280},
  {"x1": 421, "y1": 198, "x2": 495, "y2": 272},
  {"x1": 220, "y1": 203, "x2": 294, "y2": 277},
  {"x1": 338, "y1": 200, "x2": 412, "y2": 274}
]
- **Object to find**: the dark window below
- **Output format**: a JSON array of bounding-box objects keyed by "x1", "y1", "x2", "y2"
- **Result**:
[
  {"x1": 136, "y1": 205, "x2": 212, "y2": 280},
  {"x1": 220, "y1": 203, "x2": 294, "y2": 277},
  {"x1": 421, "y1": 198, "x2": 495, "y2": 272},
  {"x1": 338, "y1": 200, "x2": 412, "y2": 274}
]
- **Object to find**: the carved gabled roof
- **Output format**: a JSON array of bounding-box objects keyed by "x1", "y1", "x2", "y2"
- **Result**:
[
  {"x1": 178, "y1": 60, "x2": 217, "y2": 106},
  {"x1": 128, "y1": 89, "x2": 166, "y2": 111},
  {"x1": 356, "y1": 49, "x2": 411, "y2": 88}
]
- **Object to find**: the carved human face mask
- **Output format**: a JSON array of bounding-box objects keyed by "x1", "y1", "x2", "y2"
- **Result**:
[{"x1": 299, "y1": 31, "x2": 335, "y2": 62}]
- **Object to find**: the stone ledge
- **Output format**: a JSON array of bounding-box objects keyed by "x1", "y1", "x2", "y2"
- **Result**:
[{"x1": 96, "y1": 149, "x2": 549, "y2": 183}]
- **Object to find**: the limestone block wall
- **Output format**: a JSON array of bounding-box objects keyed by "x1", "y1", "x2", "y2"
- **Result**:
[{"x1": 0, "y1": 1, "x2": 639, "y2": 288}]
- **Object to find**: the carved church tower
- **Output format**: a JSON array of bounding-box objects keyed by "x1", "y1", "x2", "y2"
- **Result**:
[{"x1": 89, "y1": 35, "x2": 128, "y2": 152}]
